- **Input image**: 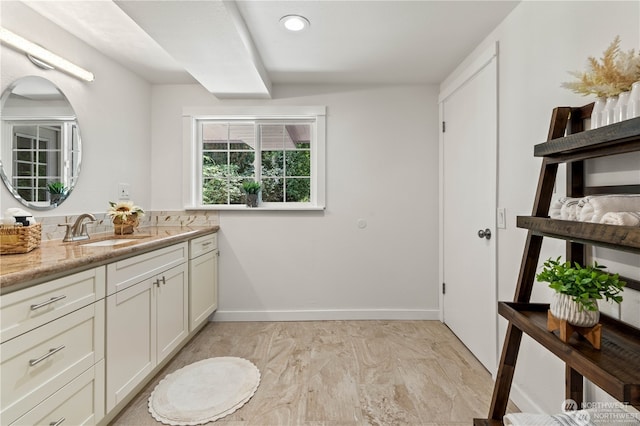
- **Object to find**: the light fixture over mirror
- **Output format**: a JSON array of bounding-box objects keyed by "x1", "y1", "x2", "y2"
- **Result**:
[
  {"x1": 0, "y1": 76, "x2": 82, "y2": 210},
  {"x1": 0, "y1": 27, "x2": 95, "y2": 82}
]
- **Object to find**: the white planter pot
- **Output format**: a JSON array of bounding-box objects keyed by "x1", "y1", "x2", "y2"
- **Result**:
[
  {"x1": 601, "y1": 96, "x2": 618, "y2": 126},
  {"x1": 550, "y1": 293, "x2": 599, "y2": 327},
  {"x1": 591, "y1": 97, "x2": 606, "y2": 129}
]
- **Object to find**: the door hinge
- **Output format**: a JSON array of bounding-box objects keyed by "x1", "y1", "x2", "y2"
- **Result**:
[
  {"x1": 442, "y1": 121, "x2": 446, "y2": 133},
  {"x1": 442, "y1": 282, "x2": 446, "y2": 294}
]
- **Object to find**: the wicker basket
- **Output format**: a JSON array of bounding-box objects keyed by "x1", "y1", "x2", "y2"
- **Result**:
[{"x1": 0, "y1": 223, "x2": 42, "y2": 254}]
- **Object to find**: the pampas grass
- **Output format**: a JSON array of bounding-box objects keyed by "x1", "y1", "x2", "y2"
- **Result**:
[{"x1": 562, "y1": 36, "x2": 640, "y2": 97}]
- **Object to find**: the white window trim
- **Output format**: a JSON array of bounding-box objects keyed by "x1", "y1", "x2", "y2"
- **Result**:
[{"x1": 183, "y1": 105, "x2": 326, "y2": 211}]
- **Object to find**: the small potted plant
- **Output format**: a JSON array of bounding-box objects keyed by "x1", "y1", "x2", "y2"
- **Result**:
[
  {"x1": 47, "y1": 181, "x2": 67, "y2": 205},
  {"x1": 242, "y1": 180, "x2": 261, "y2": 208},
  {"x1": 536, "y1": 257, "x2": 625, "y2": 327}
]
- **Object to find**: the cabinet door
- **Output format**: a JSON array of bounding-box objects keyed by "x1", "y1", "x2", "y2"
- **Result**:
[
  {"x1": 106, "y1": 279, "x2": 155, "y2": 412},
  {"x1": 156, "y1": 263, "x2": 188, "y2": 363},
  {"x1": 189, "y1": 249, "x2": 218, "y2": 331}
]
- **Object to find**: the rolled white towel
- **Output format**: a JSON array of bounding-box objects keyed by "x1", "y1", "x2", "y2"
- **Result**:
[
  {"x1": 560, "y1": 198, "x2": 581, "y2": 221},
  {"x1": 1, "y1": 216, "x2": 16, "y2": 225},
  {"x1": 550, "y1": 197, "x2": 579, "y2": 219},
  {"x1": 600, "y1": 211, "x2": 640, "y2": 226},
  {"x1": 578, "y1": 194, "x2": 640, "y2": 223},
  {"x1": 549, "y1": 198, "x2": 563, "y2": 219},
  {"x1": 5, "y1": 207, "x2": 31, "y2": 218},
  {"x1": 504, "y1": 411, "x2": 592, "y2": 425},
  {"x1": 505, "y1": 408, "x2": 640, "y2": 426}
]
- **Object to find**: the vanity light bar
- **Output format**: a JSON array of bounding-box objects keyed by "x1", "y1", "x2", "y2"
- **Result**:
[{"x1": 0, "y1": 27, "x2": 95, "y2": 82}]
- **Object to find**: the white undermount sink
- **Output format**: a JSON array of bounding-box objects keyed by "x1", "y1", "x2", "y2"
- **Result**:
[{"x1": 81, "y1": 239, "x2": 137, "y2": 247}]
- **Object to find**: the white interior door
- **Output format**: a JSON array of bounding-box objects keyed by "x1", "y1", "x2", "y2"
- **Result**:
[{"x1": 441, "y1": 53, "x2": 497, "y2": 373}]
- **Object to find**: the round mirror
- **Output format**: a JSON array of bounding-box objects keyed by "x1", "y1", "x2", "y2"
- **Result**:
[{"x1": 0, "y1": 76, "x2": 82, "y2": 210}]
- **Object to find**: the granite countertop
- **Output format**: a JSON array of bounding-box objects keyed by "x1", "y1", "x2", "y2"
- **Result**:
[{"x1": 0, "y1": 225, "x2": 219, "y2": 294}]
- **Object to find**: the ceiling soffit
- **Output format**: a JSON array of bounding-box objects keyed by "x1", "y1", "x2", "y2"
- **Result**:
[{"x1": 115, "y1": 0, "x2": 271, "y2": 99}]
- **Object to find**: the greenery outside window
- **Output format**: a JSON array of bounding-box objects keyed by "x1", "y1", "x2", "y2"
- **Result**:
[{"x1": 184, "y1": 106, "x2": 326, "y2": 210}]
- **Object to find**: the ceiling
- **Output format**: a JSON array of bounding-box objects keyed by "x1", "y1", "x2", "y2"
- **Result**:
[{"x1": 21, "y1": 0, "x2": 519, "y2": 99}]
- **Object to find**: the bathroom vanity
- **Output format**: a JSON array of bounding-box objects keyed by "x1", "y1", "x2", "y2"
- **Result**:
[{"x1": 0, "y1": 226, "x2": 219, "y2": 425}]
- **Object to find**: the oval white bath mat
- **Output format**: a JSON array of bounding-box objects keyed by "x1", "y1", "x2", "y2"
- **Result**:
[{"x1": 148, "y1": 357, "x2": 260, "y2": 425}]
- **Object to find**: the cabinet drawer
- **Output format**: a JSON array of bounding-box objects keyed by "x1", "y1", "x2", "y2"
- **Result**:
[
  {"x1": 1, "y1": 302, "x2": 104, "y2": 425},
  {"x1": 107, "y1": 242, "x2": 187, "y2": 295},
  {"x1": 10, "y1": 360, "x2": 105, "y2": 426},
  {"x1": 1, "y1": 267, "x2": 105, "y2": 343},
  {"x1": 189, "y1": 233, "x2": 217, "y2": 259}
]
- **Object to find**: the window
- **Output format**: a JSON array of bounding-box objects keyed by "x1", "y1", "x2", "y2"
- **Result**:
[
  {"x1": 184, "y1": 106, "x2": 325, "y2": 210},
  {"x1": 9, "y1": 122, "x2": 77, "y2": 204}
]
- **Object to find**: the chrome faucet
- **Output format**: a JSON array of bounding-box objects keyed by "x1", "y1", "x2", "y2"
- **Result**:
[{"x1": 59, "y1": 213, "x2": 96, "y2": 242}]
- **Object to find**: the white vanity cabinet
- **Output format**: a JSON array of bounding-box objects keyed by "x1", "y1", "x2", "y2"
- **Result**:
[
  {"x1": 189, "y1": 233, "x2": 218, "y2": 331},
  {"x1": 0, "y1": 267, "x2": 106, "y2": 426},
  {"x1": 0, "y1": 229, "x2": 218, "y2": 425},
  {"x1": 105, "y1": 243, "x2": 188, "y2": 412}
]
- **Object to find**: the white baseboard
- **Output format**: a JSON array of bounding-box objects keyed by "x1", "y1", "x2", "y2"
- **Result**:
[{"x1": 211, "y1": 309, "x2": 440, "y2": 322}]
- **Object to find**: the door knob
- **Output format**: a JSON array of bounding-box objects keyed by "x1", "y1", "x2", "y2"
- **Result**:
[{"x1": 478, "y1": 228, "x2": 491, "y2": 240}]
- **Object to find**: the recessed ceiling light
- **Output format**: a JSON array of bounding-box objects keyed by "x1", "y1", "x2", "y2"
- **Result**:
[{"x1": 280, "y1": 15, "x2": 310, "y2": 32}]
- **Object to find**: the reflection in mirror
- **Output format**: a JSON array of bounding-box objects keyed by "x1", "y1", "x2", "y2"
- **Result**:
[{"x1": 1, "y1": 76, "x2": 81, "y2": 210}]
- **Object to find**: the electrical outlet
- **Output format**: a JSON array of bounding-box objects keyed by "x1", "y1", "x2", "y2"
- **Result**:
[
  {"x1": 497, "y1": 207, "x2": 506, "y2": 229},
  {"x1": 118, "y1": 183, "x2": 131, "y2": 200}
]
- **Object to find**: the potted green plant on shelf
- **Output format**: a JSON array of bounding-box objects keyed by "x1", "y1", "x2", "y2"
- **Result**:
[
  {"x1": 536, "y1": 257, "x2": 625, "y2": 327},
  {"x1": 47, "y1": 181, "x2": 67, "y2": 205},
  {"x1": 242, "y1": 180, "x2": 261, "y2": 208}
]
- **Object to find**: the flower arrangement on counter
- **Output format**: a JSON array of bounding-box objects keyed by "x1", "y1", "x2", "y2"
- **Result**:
[
  {"x1": 107, "y1": 201, "x2": 145, "y2": 235},
  {"x1": 562, "y1": 36, "x2": 640, "y2": 97}
]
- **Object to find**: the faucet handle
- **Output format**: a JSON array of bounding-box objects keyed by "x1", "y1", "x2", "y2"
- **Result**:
[{"x1": 58, "y1": 223, "x2": 73, "y2": 242}]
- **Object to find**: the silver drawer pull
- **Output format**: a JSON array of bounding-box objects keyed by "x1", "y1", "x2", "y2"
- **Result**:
[
  {"x1": 30, "y1": 295, "x2": 66, "y2": 310},
  {"x1": 50, "y1": 417, "x2": 65, "y2": 426},
  {"x1": 29, "y1": 345, "x2": 65, "y2": 366},
  {"x1": 202, "y1": 241, "x2": 212, "y2": 247}
]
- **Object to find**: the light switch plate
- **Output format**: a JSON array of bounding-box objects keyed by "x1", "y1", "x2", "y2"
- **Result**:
[{"x1": 497, "y1": 207, "x2": 506, "y2": 229}]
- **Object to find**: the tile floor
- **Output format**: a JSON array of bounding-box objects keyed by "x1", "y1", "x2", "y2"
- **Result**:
[{"x1": 110, "y1": 320, "x2": 517, "y2": 425}]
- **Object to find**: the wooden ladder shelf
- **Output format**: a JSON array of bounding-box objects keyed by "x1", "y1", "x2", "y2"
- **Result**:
[{"x1": 474, "y1": 107, "x2": 640, "y2": 425}]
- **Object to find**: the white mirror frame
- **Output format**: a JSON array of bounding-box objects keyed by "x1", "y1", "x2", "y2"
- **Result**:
[{"x1": 0, "y1": 76, "x2": 82, "y2": 210}]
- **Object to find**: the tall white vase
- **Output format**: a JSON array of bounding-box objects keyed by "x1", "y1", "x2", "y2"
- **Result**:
[
  {"x1": 614, "y1": 91, "x2": 630, "y2": 123},
  {"x1": 601, "y1": 96, "x2": 618, "y2": 126},
  {"x1": 590, "y1": 97, "x2": 606, "y2": 129},
  {"x1": 627, "y1": 81, "x2": 640, "y2": 119}
]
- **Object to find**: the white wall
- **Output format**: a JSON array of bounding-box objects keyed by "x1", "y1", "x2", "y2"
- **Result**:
[
  {"x1": 0, "y1": 2, "x2": 152, "y2": 217},
  {"x1": 151, "y1": 84, "x2": 440, "y2": 320},
  {"x1": 442, "y1": 0, "x2": 640, "y2": 415}
]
